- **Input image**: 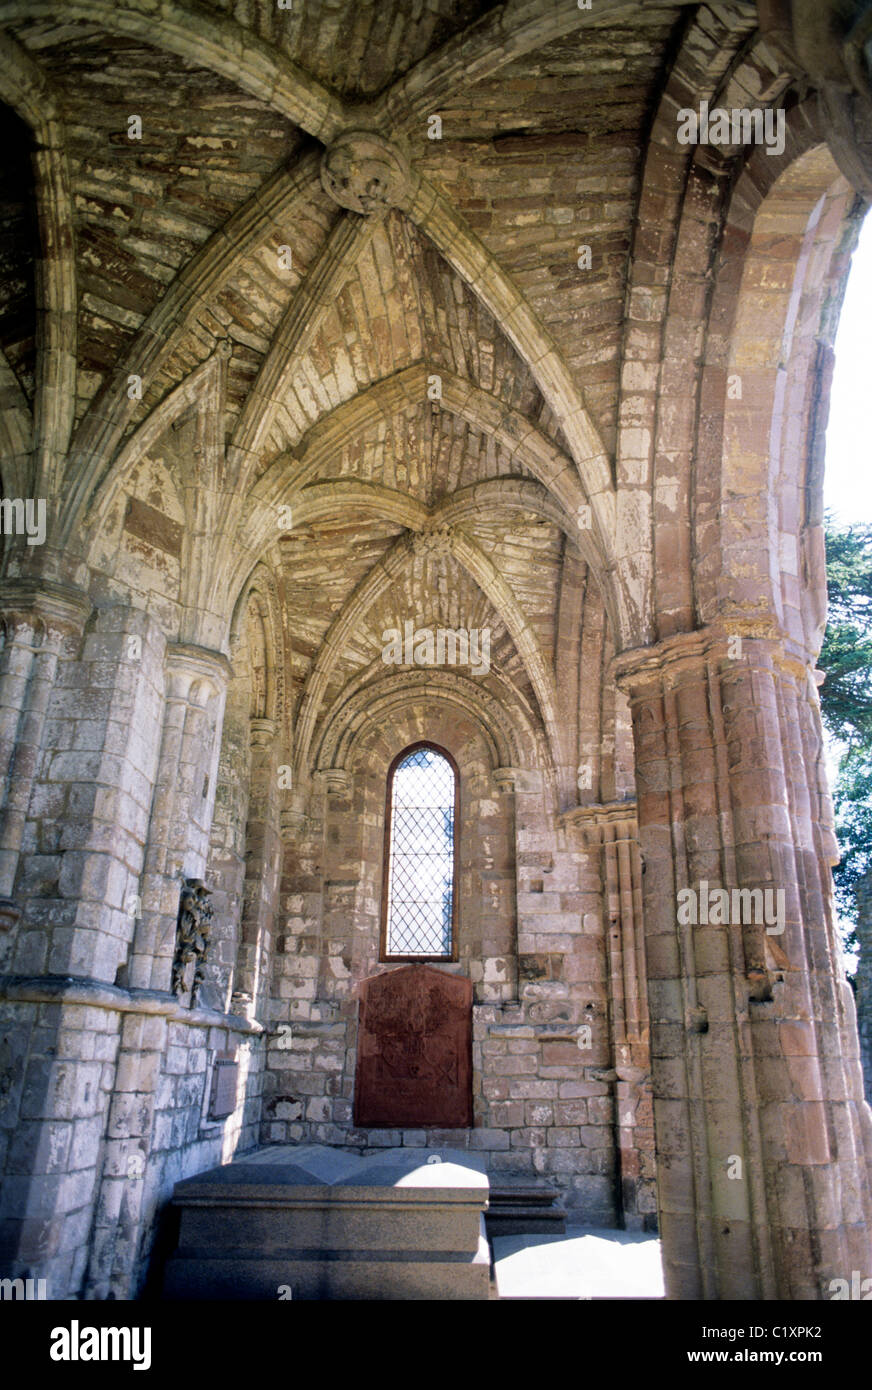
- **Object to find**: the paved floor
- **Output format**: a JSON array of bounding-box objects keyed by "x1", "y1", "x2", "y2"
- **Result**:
[{"x1": 493, "y1": 1226, "x2": 665, "y2": 1299}]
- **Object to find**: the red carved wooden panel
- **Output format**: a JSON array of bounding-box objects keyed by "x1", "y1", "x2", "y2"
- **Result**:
[{"x1": 354, "y1": 964, "x2": 473, "y2": 1127}]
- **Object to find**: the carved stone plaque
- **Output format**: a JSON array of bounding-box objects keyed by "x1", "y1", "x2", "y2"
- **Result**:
[
  {"x1": 354, "y1": 964, "x2": 472, "y2": 1128},
  {"x1": 208, "y1": 1054, "x2": 239, "y2": 1121}
]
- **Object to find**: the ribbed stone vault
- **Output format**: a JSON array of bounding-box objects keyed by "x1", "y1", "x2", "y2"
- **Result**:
[{"x1": 1, "y1": 0, "x2": 871, "y2": 1305}]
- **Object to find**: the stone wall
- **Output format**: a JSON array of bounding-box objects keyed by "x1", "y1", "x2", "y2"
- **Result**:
[
  {"x1": 1, "y1": 0, "x2": 871, "y2": 1303},
  {"x1": 262, "y1": 697, "x2": 654, "y2": 1227},
  {"x1": 0, "y1": 597, "x2": 264, "y2": 1298}
]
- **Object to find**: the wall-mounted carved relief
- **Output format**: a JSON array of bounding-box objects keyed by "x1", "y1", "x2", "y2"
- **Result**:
[{"x1": 171, "y1": 879, "x2": 214, "y2": 1005}]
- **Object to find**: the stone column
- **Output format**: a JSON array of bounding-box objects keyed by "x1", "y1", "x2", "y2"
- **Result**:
[
  {"x1": 128, "y1": 643, "x2": 231, "y2": 993},
  {"x1": 0, "y1": 581, "x2": 90, "y2": 930},
  {"x1": 614, "y1": 627, "x2": 872, "y2": 1299},
  {"x1": 563, "y1": 801, "x2": 655, "y2": 1228},
  {"x1": 233, "y1": 716, "x2": 281, "y2": 1018},
  {"x1": 204, "y1": 670, "x2": 251, "y2": 1018},
  {"x1": 489, "y1": 766, "x2": 523, "y2": 1002}
]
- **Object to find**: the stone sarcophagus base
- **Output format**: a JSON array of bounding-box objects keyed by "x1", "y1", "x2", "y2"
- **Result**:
[
  {"x1": 354, "y1": 964, "x2": 472, "y2": 1127},
  {"x1": 161, "y1": 1144, "x2": 491, "y2": 1300}
]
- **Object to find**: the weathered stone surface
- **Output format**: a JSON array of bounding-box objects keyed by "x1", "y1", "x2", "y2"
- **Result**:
[
  {"x1": 321, "y1": 131, "x2": 410, "y2": 216},
  {"x1": 0, "y1": 0, "x2": 869, "y2": 1305}
]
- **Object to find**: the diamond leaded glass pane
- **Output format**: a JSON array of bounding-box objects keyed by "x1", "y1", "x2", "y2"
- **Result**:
[{"x1": 385, "y1": 746, "x2": 456, "y2": 957}]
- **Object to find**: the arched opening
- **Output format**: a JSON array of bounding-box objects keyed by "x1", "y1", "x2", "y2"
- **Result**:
[
  {"x1": 820, "y1": 209, "x2": 872, "y2": 1098},
  {"x1": 380, "y1": 742, "x2": 459, "y2": 962},
  {"x1": 623, "y1": 122, "x2": 872, "y2": 1300}
]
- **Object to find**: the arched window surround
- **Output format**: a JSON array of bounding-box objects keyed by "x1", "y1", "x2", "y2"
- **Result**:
[{"x1": 379, "y1": 741, "x2": 460, "y2": 963}]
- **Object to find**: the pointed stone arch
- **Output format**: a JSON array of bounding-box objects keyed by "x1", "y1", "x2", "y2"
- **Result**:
[
  {"x1": 291, "y1": 523, "x2": 562, "y2": 784},
  {"x1": 80, "y1": 347, "x2": 230, "y2": 552},
  {"x1": 614, "y1": 1, "x2": 764, "y2": 646},
  {"x1": 0, "y1": 349, "x2": 31, "y2": 504},
  {"x1": 315, "y1": 665, "x2": 542, "y2": 778},
  {"x1": 229, "y1": 559, "x2": 288, "y2": 740},
  {"x1": 696, "y1": 106, "x2": 860, "y2": 658},
  {"x1": 406, "y1": 178, "x2": 621, "y2": 617},
  {"x1": 0, "y1": 30, "x2": 76, "y2": 502},
  {"x1": 0, "y1": 2, "x2": 346, "y2": 139},
  {"x1": 226, "y1": 212, "x2": 375, "y2": 495},
  {"x1": 233, "y1": 363, "x2": 611, "y2": 618},
  {"x1": 62, "y1": 149, "x2": 323, "y2": 533}
]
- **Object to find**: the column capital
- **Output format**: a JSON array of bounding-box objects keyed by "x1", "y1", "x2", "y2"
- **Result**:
[
  {"x1": 612, "y1": 623, "x2": 810, "y2": 697},
  {"x1": 559, "y1": 800, "x2": 638, "y2": 848},
  {"x1": 493, "y1": 766, "x2": 539, "y2": 794},
  {"x1": 249, "y1": 717, "x2": 277, "y2": 749},
  {"x1": 314, "y1": 767, "x2": 353, "y2": 796},
  {"x1": 493, "y1": 766, "x2": 519, "y2": 793},
  {"x1": 0, "y1": 579, "x2": 90, "y2": 639},
  {"x1": 164, "y1": 642, "x2": 233, "y2": 703},
  {"x1": 280, "y1": 790, "x2": 309, "y2": 839}
]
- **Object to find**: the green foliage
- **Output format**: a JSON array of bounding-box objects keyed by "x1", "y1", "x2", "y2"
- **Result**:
[{"x1": 819, "y1": 519, "x2": 872, "y2": 941}]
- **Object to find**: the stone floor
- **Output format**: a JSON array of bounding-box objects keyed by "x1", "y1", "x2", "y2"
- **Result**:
[{"x1": 493, "y1": 1226, "x2": 665, "y2": 1300}]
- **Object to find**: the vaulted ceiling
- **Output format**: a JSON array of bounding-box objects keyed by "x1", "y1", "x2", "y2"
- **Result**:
[{"x1": 1, "y1": 0, "x2": 814, "y2": 794}]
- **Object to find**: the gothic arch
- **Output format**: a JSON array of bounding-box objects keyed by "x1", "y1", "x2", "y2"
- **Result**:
[
  {"x1": 696, "y1": 112, "x2": 861, "y2": 656},
  {"x1": 79, "y1": 348, "x2": 230, "y2": 550},
  {"x1": 234, "y1": 364, "x2": 602, "y2": 594},
  {"x1": 0, "y1": 31, "x2": 76, "y2": 503},
  {"x1": 63, "y1": 150, "x2": 323, "y2": 525},
  {"x1": 229, "y1": 561, "x2": 287, "y2": 736},
  {"x1": 291, "y1": 524, "x2": 562, "y2": 783},
  {"x1": 315, "y1": 667, "x2": 543, "y2": 777},
  {"x1": 617, "y1": 6, "x2": 795, "y2": 646},
  {"x1": 0, "y1": 1, "x2": 346, "y2": 139}
]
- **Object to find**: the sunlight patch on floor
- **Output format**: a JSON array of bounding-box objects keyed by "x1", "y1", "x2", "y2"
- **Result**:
[{"x1": 493, "y1": 1226, "x2": 665, "y2": 1300}]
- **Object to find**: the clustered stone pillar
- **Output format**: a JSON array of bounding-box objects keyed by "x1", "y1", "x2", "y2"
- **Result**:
[
  {"x1": 0, "y1": 582, "x2": 90, "y2": 931},
  {"x1": 76, "y1": 641, "x2": 233, "y2": 1298},
  {"x1": 564, "y1": 800, "x2": 656, "y2": 1228},
  {"x1": 615, "y1": 627, "x2": 872, "y2": 1299},
  {"x1": 489, "y1": 766, "x2": 523, "y2": 1001},
  {"x1": 81, "y1": 1005, "x2": 167, "y2": 1301},
  {"x1": 129, "y1": 644, "x2": 231, "y2": 994}
]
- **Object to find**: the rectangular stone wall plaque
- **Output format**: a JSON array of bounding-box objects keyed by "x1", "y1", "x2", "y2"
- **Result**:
[
  {"x1": 354, "y1": 963, "x2": 472, "y2": 1128},
  {"x1": 208, "y1": 1054, "x2": 239, "y2": 1120}
]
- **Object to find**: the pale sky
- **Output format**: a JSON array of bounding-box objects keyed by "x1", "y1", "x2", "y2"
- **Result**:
[
  {"x1": 824, "y1": 213, "x2": 872, "y2": 526},
  {"x1": 823, "y1": 210, "x2": 871, "y2": 966}
]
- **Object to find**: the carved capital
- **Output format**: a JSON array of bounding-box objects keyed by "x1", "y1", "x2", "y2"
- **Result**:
[
  {"x1": 249, "y1": 716, "x2": 277, "y2": 750},
  {"x1": 560, "y1": 800, "x2": 639, "y2": 849},
  {"x1": 0, "y1": 579, "x2": 90, "y2": 641},
  {"x1": 321, "y1": 131, "x2": 410, "y2": 216},
  {"x1": 164, "y1": 642, "x2": 233, "y2": 705},
  {"x1": 612, "y1": 624, "x2": 809, "y2": 701},
  {"x1": 315, "y1": 767, "x2": 353, "y2": 796},
  {"x1": 280, "y1": 790, "x2": 309, "y2": 839}
]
